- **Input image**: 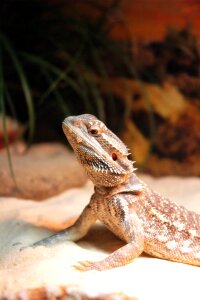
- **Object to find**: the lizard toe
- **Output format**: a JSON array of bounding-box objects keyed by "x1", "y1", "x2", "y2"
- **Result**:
[{"x1": 73, "y1": 260, "x2": 99, "y2": 271}]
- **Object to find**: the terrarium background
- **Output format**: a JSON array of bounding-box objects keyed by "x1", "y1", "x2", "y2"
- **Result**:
[{"x1": 1, "y1": 0, "x2": 200, "y2": 176}]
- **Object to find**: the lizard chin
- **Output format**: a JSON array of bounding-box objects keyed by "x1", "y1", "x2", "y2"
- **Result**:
[{"x1": 83, "y1": 162, "x2": 129, "y2": 187}]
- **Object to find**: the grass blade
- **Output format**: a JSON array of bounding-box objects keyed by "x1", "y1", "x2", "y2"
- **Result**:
[
  {"x1": 22, "y1": 53, "x2": 88, "y2": 105},
  {"x1": 39, "y1": 45, "x2": 83, "y2": 103},
  {"x1": 43, "y1": 70, "x2": 71, "y2": 116},
  {"x1": 82, "y1": 64, "x2": 105, "y2": 121},
  {"x1": 0, "y1": 43, "x2": 18, "y2": 186},
  {"x1": 59, "y1": 50, "x2": 92, "y2": 113}
]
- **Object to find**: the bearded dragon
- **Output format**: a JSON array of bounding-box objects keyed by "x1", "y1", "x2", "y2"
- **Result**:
[{"x1": 31, "y1": 114, "x2": 200, "y2": 271}]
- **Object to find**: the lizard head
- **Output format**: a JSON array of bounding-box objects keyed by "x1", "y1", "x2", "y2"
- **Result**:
[{"x1": 62, "y1": 114, "x2": 135, "y2": 187}]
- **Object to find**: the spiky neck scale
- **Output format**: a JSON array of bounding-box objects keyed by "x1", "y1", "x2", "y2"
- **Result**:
[{"x1": 62, "y1": 114, "x2": 135, "y2": 187}]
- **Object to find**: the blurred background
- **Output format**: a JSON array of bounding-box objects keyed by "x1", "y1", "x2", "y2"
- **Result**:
[{"x1": 1, "y1": 0, "x2": 200, "y2": 194}]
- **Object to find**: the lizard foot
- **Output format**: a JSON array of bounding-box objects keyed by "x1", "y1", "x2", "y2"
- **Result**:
[{"x1": 73, "y1": 260, "x2": 104, "y2": 272}]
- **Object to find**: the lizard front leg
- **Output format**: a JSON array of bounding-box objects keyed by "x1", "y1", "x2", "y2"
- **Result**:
[
  {"x1": 75, "y1": 240, "x2": 144, "y2": 271},
  {"x1": 28, "y1": 202, "x2": 96, "y2": 248},
  {"x1": 75, "y1": 206, "x2": 145, "y2": 271}
]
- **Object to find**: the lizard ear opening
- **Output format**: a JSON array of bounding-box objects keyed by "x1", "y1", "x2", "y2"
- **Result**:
[{"x1": 112, "y1": 152, "x2": 118, "y2": 161}]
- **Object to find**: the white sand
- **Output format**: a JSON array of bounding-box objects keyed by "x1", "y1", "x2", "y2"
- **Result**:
[{"x1": 0, "y1": 176, "x2": 200, "y2": 300}]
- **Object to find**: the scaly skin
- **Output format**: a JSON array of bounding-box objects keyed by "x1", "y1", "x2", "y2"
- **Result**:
[{"x1": 31, "y1": 114, "x2": 200, "y2": 271}]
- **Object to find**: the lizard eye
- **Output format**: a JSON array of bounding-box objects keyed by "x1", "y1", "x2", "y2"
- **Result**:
[
  {"x1": 88, "y1": 127, "x2": 100, "y2": 136},
  {"x1": 90, "y1": 129, "x2": 98, "y2": 135},
  {"x1": 87, "y1": 122, "x2": 105, "y2": 136}
]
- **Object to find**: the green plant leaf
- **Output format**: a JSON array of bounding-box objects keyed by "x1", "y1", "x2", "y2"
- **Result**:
[{"x1": 0, "y1": 34, "x2": 35, "y2": 144}]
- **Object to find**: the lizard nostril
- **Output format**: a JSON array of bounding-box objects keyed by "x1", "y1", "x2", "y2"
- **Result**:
[
  {"x1": 73, "y1": 120, "x2": 80, "y2": 127},
  {"x1": 112, "y1": 153, "x2": 118, "y2": 161}
]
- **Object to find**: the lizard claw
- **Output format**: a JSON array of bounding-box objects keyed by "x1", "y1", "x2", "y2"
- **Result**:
[
  {"x1": 19, "y1": 246, "x2": 26, "y2": 252},
  {"x1": 73, "y1": 260, "x2": 100, "y2": 272},
  {"x1": 19, "y1": 245, "x2": 36, "y2": 252},
  {"x1": 19, "y1": 240, "x2": 47, "y2": 252}
]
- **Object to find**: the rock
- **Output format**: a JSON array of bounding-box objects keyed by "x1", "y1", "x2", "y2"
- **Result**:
[
  {"x1": 0, "y1": 143, "x2": 87, "y2": 200},
  {"x1": 0, "y1": 175, "x2": 200, "y2": 299},
  {"x1": 144, "y1": 155, "x2": 200, "y2": 177},
  {"x1": 0, "y1": 115, "x2": 24, "y2": 149}
]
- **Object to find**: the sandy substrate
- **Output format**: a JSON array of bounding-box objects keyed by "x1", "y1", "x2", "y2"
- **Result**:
[
  {"x1": 0, "y1": 175, "x2": 200, "y2": 299},
  {"x1": 0, "y1": 143, "x2": 87, "y2": 200}
]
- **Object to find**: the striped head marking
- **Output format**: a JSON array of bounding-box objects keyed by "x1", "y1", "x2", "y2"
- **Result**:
[{"x1": 62, "y1": 114, "x2": 134, "y2": 187}]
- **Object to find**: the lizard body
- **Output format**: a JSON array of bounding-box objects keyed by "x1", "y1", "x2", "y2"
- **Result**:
[{"x1": 32, "y1": 114, "x2": 200, "y2": 270}]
